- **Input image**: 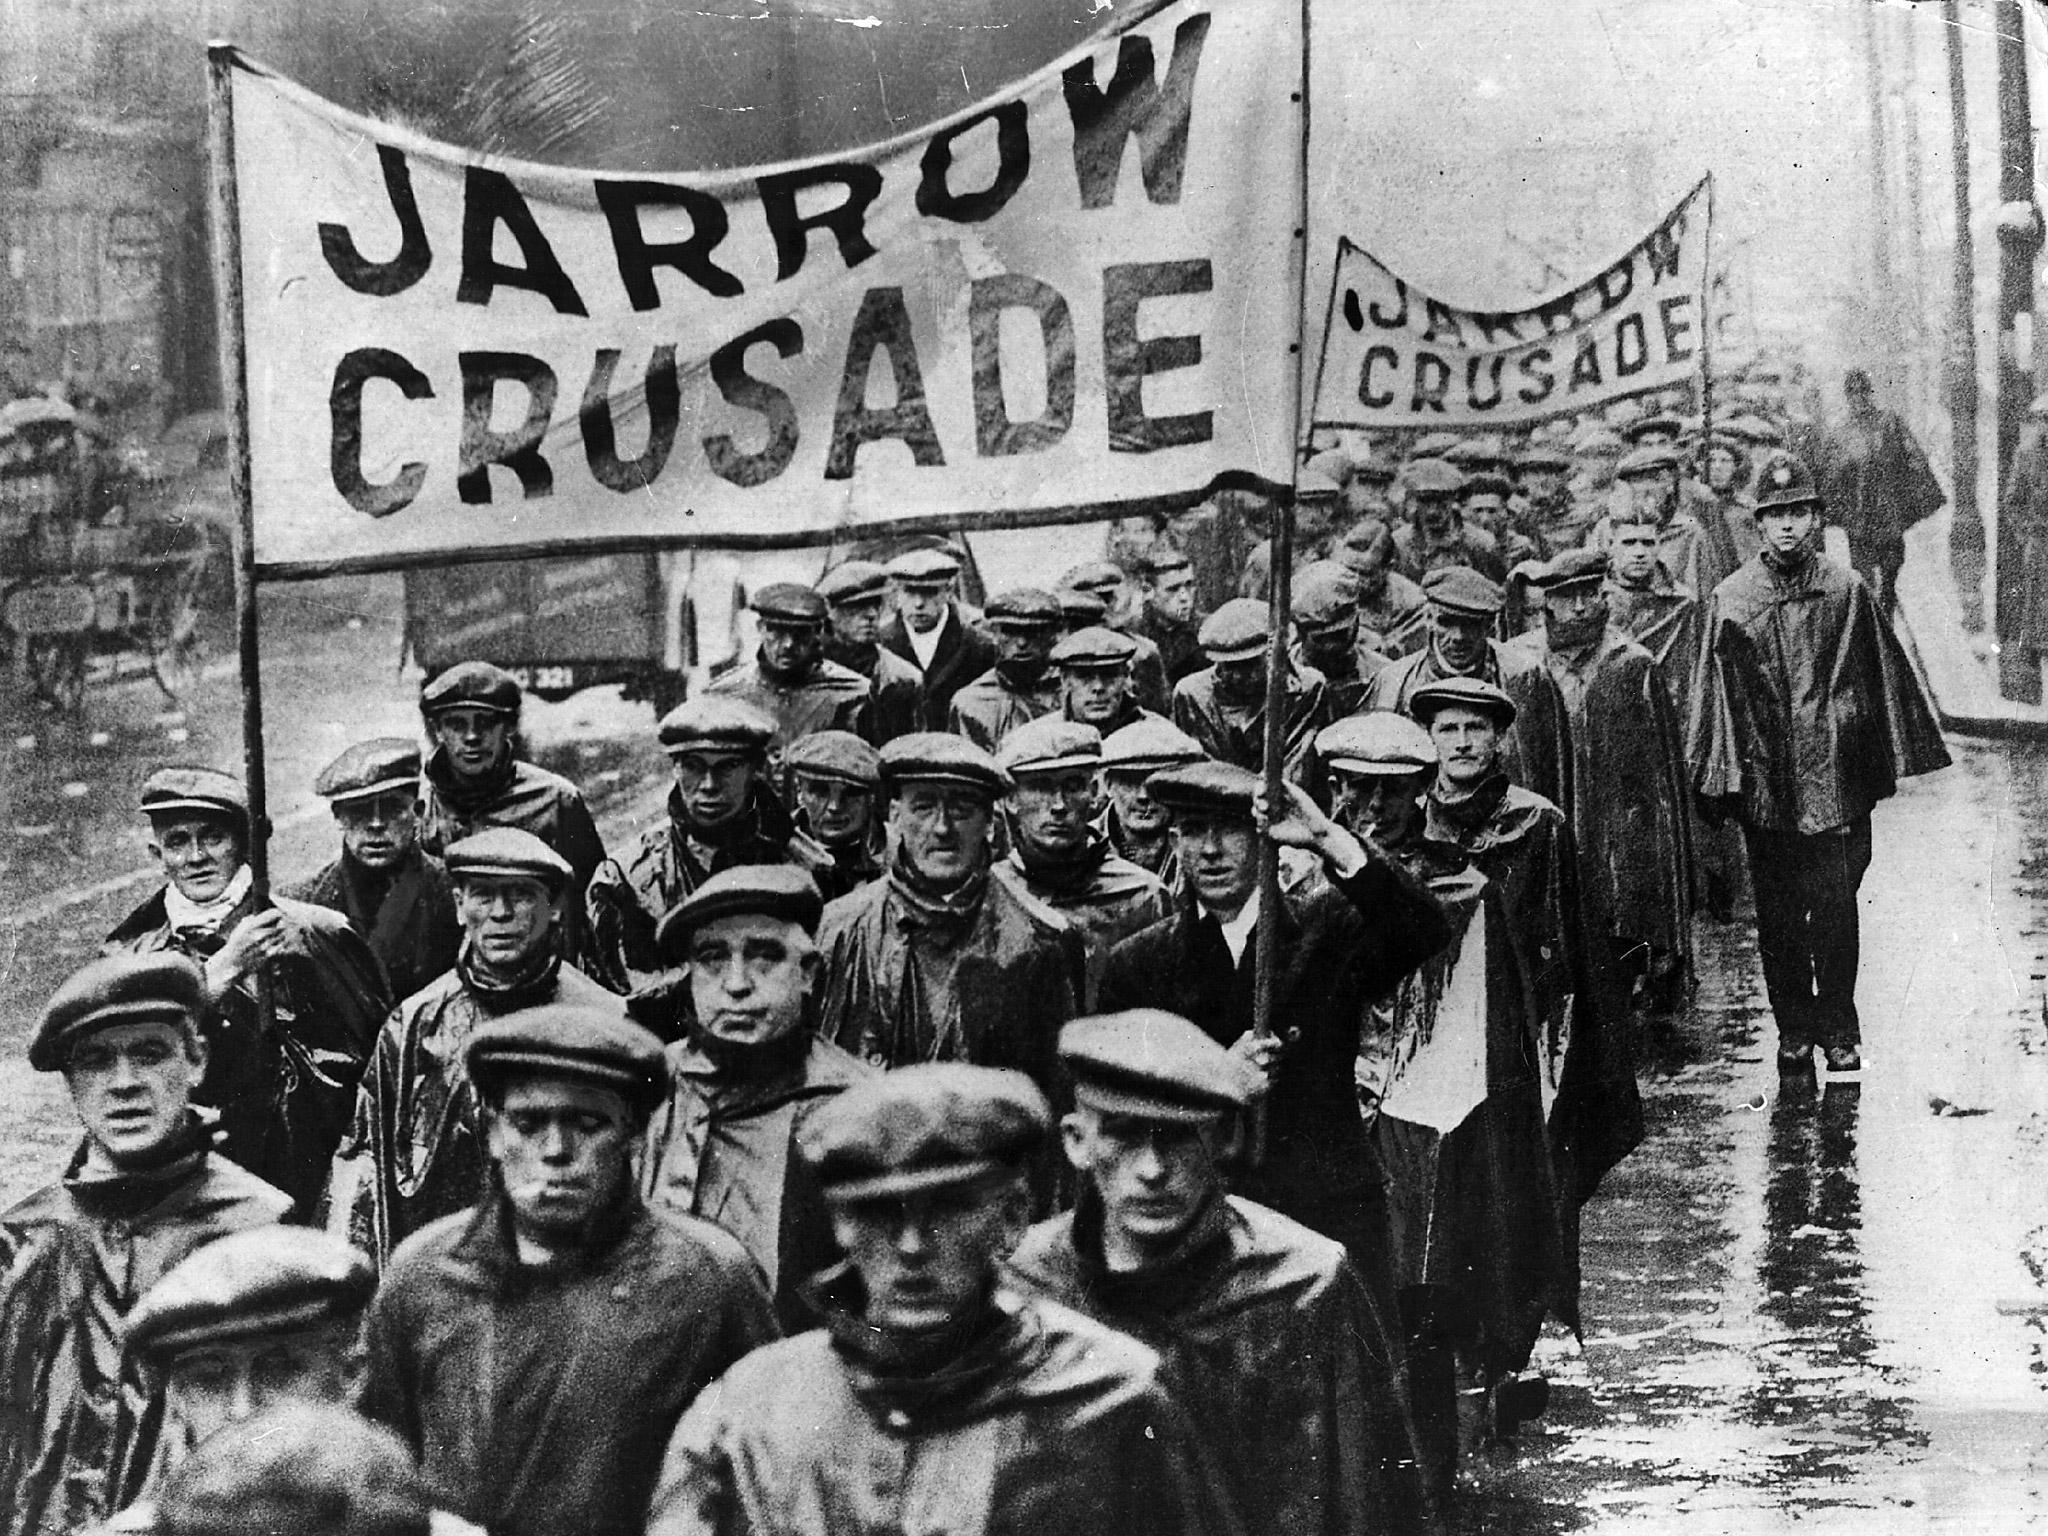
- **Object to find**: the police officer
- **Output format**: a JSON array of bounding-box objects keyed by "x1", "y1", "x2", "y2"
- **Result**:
[
  {"x1": 709, "y1": 583, "x2": 873, "y2": 783},
  {"x1": 784, "y1": 730, "x2": 885, "y2": 901},
  {"x1": 947, "y1": 588, "x2": 1066, "y2": 752}
]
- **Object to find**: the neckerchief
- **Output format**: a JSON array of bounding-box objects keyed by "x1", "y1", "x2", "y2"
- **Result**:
[
  {"x1": 1011, "y1": 830, "x2": 1111, "y2": 898},
  {"x1": 163, "y1": 865, "x2": 254, "y2": 944},
  {"x1": 457, "y1": 936, "x2": 562, "y2": 1013},
  {"x1": 885, "y1": 846, "x2": 988, "y2": 940},
  {"x1": 64, "y1": 1115, "x2": 212, "y2": 1221},
  {"x1": 427, "y1": 744, "x2": 516, "y2": 816},
  {"x1": 1070, "y1": 1183, "x2": 1233, "y2": 1318},
  {"x1": 1428, "y1": 770, "x2": 1513, "y2": 843},
  {"x1": 1762, "y1": 543, "x2": 1819, "y2": 581},
  {"x1": 810, "y1": 1264, "x2": 1039, "y2": 1423}
]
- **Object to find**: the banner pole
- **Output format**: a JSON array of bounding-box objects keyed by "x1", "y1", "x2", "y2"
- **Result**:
[{"x1": 1698, "y1": 175, "x2": 1716, "y2": 482}]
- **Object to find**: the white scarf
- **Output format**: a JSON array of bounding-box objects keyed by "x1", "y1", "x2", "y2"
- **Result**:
[{"x1": 163, "y1": 865, "x2": 255, "y2": 940}]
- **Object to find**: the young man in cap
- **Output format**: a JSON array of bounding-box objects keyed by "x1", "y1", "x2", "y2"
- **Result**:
[
  {"x1": 362, "y1": 1003, "x2": 777, "y2": 1536},
  {"x1": 879, "y1": 545, "x2": 996, "y2": 727},
  {"x1": 709, "y1": 583, "x2": 873, "y2": 785},
  {"x1": 326, "y1": 828, "x2": 622, "y2": 1267},
  {"x1": 105, "y1": 768, "x2": 389, "y2": 1215},
  {"x1": 1129, "y1": 543, "x2": 1207, "y2": 686},
  {"x1": 0, "y1": 954, "x2": 293, "y2": 1536},
  {"x1": 1316, "y1": 711, "x2": 1441, "y2": 867},
  {"x1": 1592, "y1": 443, "x2": 1744, "y2": 604},
  {"x1": 1605, "y1": 512, "x2": 1704, "y2": 704},
  {"x1": 1512, "y1": 443, "x2": 1579, "y2": 554},
  {"x1": 946, "y1": 588, "x2": 1065, "y2": 752},
  {"x1": 641, "y1": 866, "x2": 873, "y2": 1327},
  {"x1": 783, "y1": 730, "x2": 884, "y2": 901},
  {"x1": 1051, "y1": 624, "x2": 1160, "y2": 736},
  {"x1": 815, "y1": 733, "x2": 1080, "y2": 1112},
  {"x1": 1238, "y1": 472, "x2": 1344, "y2": 601},
  {"x1": 287, "y1": 739, "x2": 460, "y2": 1004},
  {"x1": 817, "y1": 561, "x2": 924, "y2": 742},
  {"x1": 1057, "y1": 560, "x2": 1172, "y2": 713},
  {"x1": 1100, "y1": 716, "x2": 1207, "y2": 885},
  {"x1": 1171, "y1": 597, "x2": 1331, "y2": 785},
  {"x1": 1690, "y1": 450, "x2": 1949, "y2": 1074},
  {"x1": 995, "y1": 718, "x2": 1171, "y2": 1006},
  {"x1": 649, "y1": 1064, "x2": 1234, "y2": 1536},
  {"x1": 1457, "y1": 471, "x2": 1541, "y2": 566},
  {"x1": 1392, "y1": 459, "x2": 1506, "y2": 583},
  {"x1": 1336, "y1": 519, "x2": 1430, "y2": 665},
  {"x1": 585, "y1": 696, "x2": 826, "y2": 994},
  {"x1": 1007, "y1": 1011, "x2": 1430, "y2": 1536},
  {"x1": 1292, "y1": 561, "x2": 1370, "y2": 716}
]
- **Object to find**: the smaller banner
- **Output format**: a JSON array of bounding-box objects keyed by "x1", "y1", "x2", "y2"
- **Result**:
[{"x1": 1311, "y1": 177, "x2": 1710, "y2": 431}]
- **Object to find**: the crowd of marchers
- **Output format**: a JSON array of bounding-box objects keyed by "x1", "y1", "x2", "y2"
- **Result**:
[{"x1": 0, "y1": 358, "x2": 1952, "y2": 1536}]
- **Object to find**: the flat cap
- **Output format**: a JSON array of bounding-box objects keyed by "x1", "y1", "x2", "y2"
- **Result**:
[
  {"x1": 1197, "y1": 597, "x2": 1269, "y2": 661},
  {"x1": 1292, "y1": 562, "x2": 1360, "y2": 629},
  {"x1": 657, "y1": 864, "x2": 825, "y2": 953},
  {"x1": 1060, "y1": 1010, "x2": 1253, "y2": 1123},
  {"x1": 1403, "y1": 458, "x2": 1466, "y2": 497},
  {"x1": 1316, "y1": 711, "x2": 1437, "y2": 775},
  {"x1": 1410, "y1": 676, "x2": 1519, "y2": 728},
  {"x1": 466, "y1": 1002, "x2": 663, "y2": 1111},
  {"x1": 31, "y1": 952, "x2": 207, "y2": 1072},
  {"x1": 140, "y1": 766, "x2": 247, "y2": 826},
  {"x1": 1514, "y1": 444, "x2": 1572, "y2": 473},
  {"x1": 816, "y1": 561, "x2": 890, "y2": 605},
  {"x1": 1531, "y1": 547, "x2": 1610, "y2": 589},
  {"x1": 312, "y1": 739, "x2": 419, "y2": 804},
  {"x1": 786, "y1": 729, "x2": 882, "y2": 788},
  {"x1": 443, "y1": 827, "x2": 574, "y2": 891},
  {"x1": 798, "y1": 1063, "x2": 1050, "y2": 1201},
  {"x1": 880, "y1": 732, "x2": 1011, "y2": 796},
  {"x1": 420, "y1": 660, "x2": 521, "y2": 718},
  {"x1": 1101, "y1": 717, "x2": 1207, "y2": 775},
  {"x1": 658, "y1": 695, "x2": 776, "y2": 755},
  {"x1": 1443, "y1": 435, "x2": 1508, "y2": 469},
  {"x1": 984, "y1": 588, "x2": 1064, "y2": 627},
  {"x1": 1410, "y1": 431, "x2": 1462, "y2": 460},
  {"x1": 1058, "y1": 561, "x2": 1126, "y2": 595},
  {"x1": 1352, "y1": 456, "x2": 1397, "y2": 485},
  {"x1": 1620, "y1": 412, "x2": 1685, "y2": 443},
  {"x1": 885, "y1": 547, "x2": 962, "y2": 585},
  {"x1": 1458, "y1": 471, "x2": 1512, "y2": 500},
  {"x1": 1615, "y1": 443, "x2": 1682, "y2": 479},
  {"x1": 997, "y1": 717, "x2": 1102, "y2": 778},
  {"x1": 750, "y1": 583, "x2": 828, "y2": 625},
  {"x1": 1051, "y1": 625, "x2": 1139, "y2": 668},
  {"x1": 1055, "y1": 588, "x2": 1109, "y2": 626},
  {"x1": 1569, "y1": 423, "x2": 1624, "y2": 455},
  {"x1": 155, "y1": 1406, "x2": 432, "y2": 1536},
  {"x1": 1752, "y1": 449, "x2": 1823, "y2": 511},
  {"x1": 1720, "y1": 414, "x2": 1784, "y2": 446},
  {"x1": 1138, "y1": 543, "x2": 1193, "y2": 575},
  {"x1": 125, "y1": 1229, "x2": 374, "y2": 1362},
  {"x1": 1304, "y1": 448, "x2": 1357, "y2": 486},
  {"x1": 1294, "y1": 466, "x2": 1342, "y2": 503},
  {"x1": 1421, "y1": 565, "x2": 1505, "y2": 617},
  {"x1": 1144, "y1": 759, "x2": 1261, "y2": 819}
]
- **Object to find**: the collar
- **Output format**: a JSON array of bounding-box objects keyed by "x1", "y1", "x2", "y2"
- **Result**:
[
  {"x1": 457, "y1": 937, "x2": 562, "y2": 1012},
  {"x1": 1010, "y1": 831, "x2": 1112, "y2": 895},
  {"x1": 63, "y1": 1118, "x2": 213, "y2": 1220},
  {"x1": 886, "y1": 846, "x2": 990, "y2": 937},
  {"x1": 451, "y1": 1182, "x2": 645, "y2": 1289},
  {"x1": 162, "y1": 866, "x2": 255, "y2": 938},
  {"x1": 808, "y1": 1264, "x2": 1042, "y2": 1426},
  {"x1": 426, "y1": 744, "x2": 516, "y2": 813},
  {"x1": 1201, "y1": 892, "x2": 1260, "y2": 965},
  {"x1": 1069, "y1": 1184, "x2": 1233, "y2": 1312}
]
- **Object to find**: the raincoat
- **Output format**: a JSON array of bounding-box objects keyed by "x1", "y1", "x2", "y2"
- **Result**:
[
  {"x1": 286, "y1": 845, "x2": 462, "y2": 1005},
  {"x1": 880, "y1": 607, "x2": 997, "y2": 726},
  {"x1": 417, "y1": 748, "x2": 607, "y2": 932},
  {"x1": 707, "y1": 659, "x2": 872, "y2": 789},
  {"x1": 1171, "y1": 664, "x2": 1331, "y2": 786},
  {"x1": 947, "y1": 668, "x2": 1062, "y2": 754},
  {"x1": 996, "y1": 835, "x2": 1171, "y2": 1007},
  {"x1": 1361, "y1": 640, "x2": 1574, "y2": 815}
]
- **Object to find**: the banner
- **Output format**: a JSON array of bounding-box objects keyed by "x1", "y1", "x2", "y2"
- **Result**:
[
  {"x1": 220, "y1": 0, "x2": 1303, "y2": 579},
  {"x1": 1310, "y1": 177, "x2": 1711, "y2": 432}
]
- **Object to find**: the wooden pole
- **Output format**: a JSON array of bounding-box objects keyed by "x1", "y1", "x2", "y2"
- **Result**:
[
  {"x1": 1944, "y1": 0, "x2": 1984, "y2": 630},
  {"x1": 1698, "y1": 177, "x2": 1716, "y2": 479},
  {"x1": 1994, "y1": 0, "x2": 2038, "y2": 700}
]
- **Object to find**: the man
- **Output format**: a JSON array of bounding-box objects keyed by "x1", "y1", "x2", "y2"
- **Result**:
[
  {"x1": 1604, "y1": 512, "x2": 1703, "y2": 706},
  {"x1": 1391, "y1": 459, "x2": 1506, "y2": 583},
  {"x1": 709, "y1": 583, "x2": 873, "y2": 784},
  {"x1": 1336, "y1": 519, "x2": 1429, "y2": 665},
  {"x1": 1007, "y1": 1011, "x2": 1429, "y2": 1536},
  {"x1": 1590, "y1": 443, "x2": 1743, "y2": 605},
  {"x1": 288, "y1": 739, "x2": 460, "y2": 1004},
  {"x1": 1523, "y1": 550, "x2": 1696, "y2": 1020},
  {"x1": 947, "y1": 588, "x2": 1065, "y2": 751},
  {"x1": 1052, "y1": 624, "x2": 1159, "y2": 735},
  {"x1": 1690, "y1": 450, "x2": 1950, "y2": 1073},
  {"x1": 1816, "y1": 368, "x2": 1945, "y2": 612},
  {"x1": 1701, "y1": 428, "x2": 1765, "y2": 570},
  {"x1": 1101, "y1": 716, "x2": 1207, "y2": 886},
  {"x1": 1458, "y1": 471, "x2": 1540, "y2": 565},
  {"x1": 1292, "y1": 561, "x2": 1370, "y2": 716},
  {"x1": 1360, "y1": 566, "x2": 1573, "y2": 813},
  {"x1": 649, "y1": 1065, "x2": 1234, "y2": 1536},
  {"x1": 362, "y1": 1004, "x2": 778, "y2": 1536},
  {"x1": 1098, "y1": 761, "x2": 1450, "y2": 1266},
  {"x1": 0, "y1": 954, "x2": 292, "y2": 1536},
  {"x1": 1513, "y1": 442, "x2": 1578, "y2": 554},
  {"x1": 326, "y1": 830, "x2": 621, "y2": 1266},
  {"x1": 105, "y1": 768, "x2": 387, "y2": 1215},
  {"x1": 880, "y1": 545, "x2": 996, "y2": 728},
  {"x1": 1317, "y1": 711, "x2": 1438, "y2": 857},
  {"x1": 784, "y1": 730, "x2": 884, "y2": 901},
  {"x1": 995, "y1": 717, "x2": 1171, "y2": 1006},
  {"x1": 1238, "y1": 470, "x2": 1343, "y2": 600},
  {"x1": 1344, "y1": 454, "x2": 1399, "y2": 525},
  {"x1": 641, "y1": 866, "x2": 872, "y2": 1328},
  {"x1": 1172, "y1": 597, "x2": 1330, "y2": 785},
  {"x1": 585, "y1": 696, "x2": 825, "y2": 994},
  {"x1": 816, "y1": 734, "x2": 1080, "y2": 1108},
  {"x1": 817, "y1": 561, "x2": 924, "y2": 742},
  {"x1": 1058, "y1": 560, "x2": 1172, "y2": 714},
  {"x1": 1130, "y1": 543, "x2": 1207, "y2": 685}
]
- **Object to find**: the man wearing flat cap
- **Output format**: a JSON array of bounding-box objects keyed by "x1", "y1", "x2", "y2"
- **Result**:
[
  {"x1": 1172, "y1": 597, "x2": 1331, "y2": 786},
  {"x1": 326, "y1": 829, "x2": 623, "y2": 1267},
  {"x1": 640, "y1": 866, "x2": 873, "y2": 1328},
  {"x1": 1392, "y1": 459, "x2": 1506, "y2": 583},
  {"x1": 1316, "y1": 711, "x2": 1442, "y2": 869},
  {"x1": 1238, "y1": 472, "x2": 1344, "y2": 601},
  {"x1": 148, "y1": 1405, "x2": 438, "y2": 1536},
  {"x1": 287, "y1": 739, "x2": 460, "y2": 1004},
  {"x1": 879, "y1": 545, "x2": 997, "y2": 728},
  {"x1": 1058, "y1": 561, "x2": 1173, "y2": 714},
  {"x1": 585, "y1": 696, "x2": 829, "y2": 995},
  {"x1": 1052, "y1": 624, "x2": 1162, "y2": 736},
  {"x1": 1337, "y1": 518, "x2": 1430, "y2": 668},
  {"x1": 1101, "y1": 716, "x2": 1206, "y2": 885},
  {"x1": 649, "y1": 1064, "x2": 1234, "y2": 1536},
  {"x1": 1007, "y1": 1011, "x2": 1431, "y2": 1536},
  {"x1": 1512, "y1": 443, "x2": 1579, "y2": 554},
  {"x1": 363, "y1": 1003, "x2": 777, "y2": 1536},
  {"x1": 1128, "y1": 542, "x2": 1208, "y2": 687},
  {"x1": 995, "y1": 718, "x2": 1170, "y2": 1006},
  {"x1": 817, "y1": 561, "x2": 925, "y2": 742},
  {"x1": 1815, "y1": 369, "x2": 1945, "y2": 615},
  {"x1": 1457, "y1": 470, "x2": 1542, "y2": 569},
  {"x1": 1293, "y1": 560, "x2": 1371, "y2": 716},
  {"x1": 946, "y1": 587, "x2": 1066, "y2": 752},
  {"x1": 784, "y1": 730, "x2": 885, "y2": 901},
  {"x1": 1591, "y1": 442, "x2": 1743, "y2": 604},
  {"x1": 0, "y1": 953, "x2": 292, "y2": 1536},
  {"x1": 709, "y1": 583, "x2": 874, "y2": 786},
  {"x1": 105, "y1": 767, "x2": 389, "y2": 1215}
]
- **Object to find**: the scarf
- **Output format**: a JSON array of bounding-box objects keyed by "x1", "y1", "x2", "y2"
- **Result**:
[
  {"x1": 163, "y1": 865, "x2": 254, "y2": 945},
  {"x1": 1071, "y1": 1184, "x2": 1233, "y2": 1316},
  {"x1": 1762, "y1": 542, "x2": 1818, "y2": 579},
  {"x1": 1428, "y1": 770, "x2": 1512, "y2": 843},
  {"x1": 811, "y1": 1264, "x2": 1036, "y2": 1422},
  {"x1": 885, "y1": 845, "x2": 989, "y2": 941},
  {"x1": 1011, "y1": 830, "x2": 1111, "y2": 898},
  {"x1": 457, "y1": 936, "x2": 563, "y2": 1013},
  {"x1": 66, "y1": 1115, "x2": 212, "y2": 1220}
]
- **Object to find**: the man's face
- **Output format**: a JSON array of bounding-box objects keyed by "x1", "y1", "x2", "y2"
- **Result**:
[
  {"x1": 67, "y1": 1020, "x2": 204, "y2": 1167},
  {"x1": 431, "y1": 708, "x2": 513, "y2": 784},
  {"x1": 829, "y1": 597, "x2": 885, "y2": 649},
  {"x1": 888, "y1": 782, "x2": 994, "y2": 886},
  {"x1": 1212, "y1": 655, "x2": 1265, "y2": 705},
  {"x1": 166, "y1": 1323, "x2": 359, "y2": 1445},
  {"x1": 1611, "y1": 524, "x2": 1661, "y2": 587},
  {"x1": 671, "y1": 750, "x2": 757, "y2": 830},
  {"x1": 757, "y1": 620, "x2": 823, "y2": 680},
  {"x1": 993, "y1": 624, "x2": 1056, "y2": 678},
  {"x1": 1330, "y1": 767, "x2": 1429, "y2": 844},
  {"x1": 485, "y1": 1076, "x2": 639, "y2": 1246},
  {"x1": 794, "y1": 774, "x2": 873, "y2": 847},
  {"x1": 1428, "y1": 608, "x2": 1491, "y2": 674},
  {"x1": 1062, "y1": 1107, "x2": 1222, "y2": 1252},
  {"x1": 1705, "y1": 446, "x2": 1740, "y2": 491},
  {"x1": 1522, "y1": 468, "x2": 1566, "y2": 502},
  {"x1": 456, "y1": 875, "x2": 559, "y2": 970},
  {"x1": 1063, "y1": 664, "x2": 1130, "y2": 727},
  {"x1": 685, "y1": 913, "x2": 816, "y2": 1047},
  {"x1": 1075, "y1": 577, "x2": 1129, "y2": 625},
  {"x1": 333, "y1": 790, "x2": 419, "y2": 872},
  {"x1": 1623, "y1": 473, "x2": 1677, "y2": 524},
  {"x1": 1300, "y1": 620, "x2": 1353, "y2": 674},
  {"x1": 895, "y1": 581, "x2": 950, "y2": 633},
  {"x1": 1105, "y1": 772, "x2": 1171, "y2": 837},
  {"x1": 1759, "y1": 505, "x2": 1821, "y2": 558},
  {"x1": 1429, "y1": 706, "x2": 1504, "y2": 788},
  {"x1": 1413, "y1": 493, "x2": 1456, "y2": 537},
  {"x1": 1545, "y1": 582, "x2": 1610, "y2": 647},
  {"x1": 1461, "y1": 494, "x2": 1507, "y2": 535},
  {"x1": 1145, "y1": 567, "x2": 1197, "y2": 625},
  {"x1": 830, "y1": 1179, "x2": 1026, "y2": 1334},
  {"x1": 149, "y1": 816, "x2": 245, "y2": 905},
  {"x1": 1170, "y1": 810, "x2": 1259, "y2": 913},
  {"x1": 1008, "y1": 767, "x2": 1099, "y2": 857}
]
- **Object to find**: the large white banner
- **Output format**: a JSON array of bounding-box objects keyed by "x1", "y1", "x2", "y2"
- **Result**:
[
  {"x1": 1310, "y1": 177, "x2": 1711, "y2": 432},
  {"x1": 221, "y1": 0, "x2": 1303, "y2": 578}
]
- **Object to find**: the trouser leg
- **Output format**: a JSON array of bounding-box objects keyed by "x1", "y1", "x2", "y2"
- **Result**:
[
  {"x1": 1804, "y1": 816, "x2": 1872, "y2": 1050},
  {"x1": 1399, "y1": 1285, "x2": 1460, "y2": 1496},
  {"x1": 1742, "y1": 826, "x2": 1817, "y2": 1048}
]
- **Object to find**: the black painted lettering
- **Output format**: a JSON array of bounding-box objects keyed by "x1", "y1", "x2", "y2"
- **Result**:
[
  {"x1": 1593, "y1": 257, "x2": 1634, "y2": 314},
  {"x1": 1515, "y1": 346, "x2": 1556, "y2": 405},
  {"x1": 457, "y1": 351, "x2": 558, "y2": 503},
  {"x1": 1566, "y1": 333, "x2": 1603, "y2": 392},
  {"x1": 457, "y1": 168, "x2": 588, "y2": 315},
  {"x1": 705, "y1": 319, "x2": 804, "y2": 488},
  {"x1": 970, "y1": 274, "x2": 1074, "y2": 456},
  {"x1": 757, "y1": 165, "x2": 884, "y2": 281},
  {"x1": 1644, "y1": 223, "x2": 1682, "y2": 282},
  {"x1": 1465, "y1": 354, "x2": 1505, "y2": 411},
  {"x1": 595, "y1": 181, "x2": 741, "y2": 307},
  {"x1": 1102, "y1": 259, "x2": 1212, "y2": 452},
  {"x1": 825, "y1": 287, "x2": 945, "y2": 479},
  {"x1": 1062, "y1": 13, "x2": 1210, "y2": 209},
  {"x1": 917, "y1": 103, "x2": 1031, "y2": 223},
  {"x1": 1658, "y1": 295, "x2": 1697, "y2": 362},
  {"x1": 1358, "y1": 346, "x2": 1398, "y2": 409},
  {"x1": 329, "y1": 347, "x2": 433, "y2": 516},
  {"x1": 1422, "y1": 298, "x2": 1467, "y2": 347},
  {"x1": 1409, "y1": 352, "x2": 1451, "y2": 413},
  {"x1": 1613, "y1": 314, "x2": 1649, "y2": 377},
  {"x1": 1368, "y1": 279, "x2": 1410, "y2": 330},
  {"x1": 581, "y1": 347, "x2": 679, "y2": 493},
  {"x1": 319, "y1": 146, "x2": 432, "y2": 297}
]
